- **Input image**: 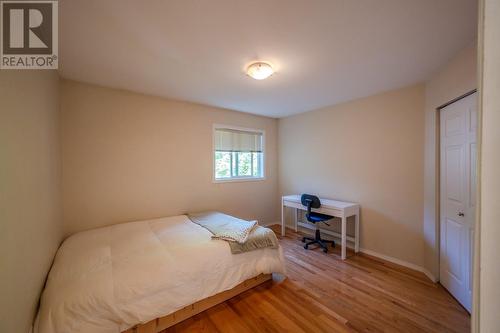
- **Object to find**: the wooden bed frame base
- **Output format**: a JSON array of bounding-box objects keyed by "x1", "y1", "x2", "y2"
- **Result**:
[{"x1": 122, "y1": 273, "x2": 272, "y2": 333}]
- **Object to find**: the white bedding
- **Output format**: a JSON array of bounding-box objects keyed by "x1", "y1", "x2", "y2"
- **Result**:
[{"x1": 35, "y1": 215, "x2": 286, "y2": 333}]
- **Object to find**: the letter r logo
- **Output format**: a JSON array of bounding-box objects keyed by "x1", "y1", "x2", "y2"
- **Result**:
[{"x1": 2, "y1": 2, "x2": 53, "y2": 54}]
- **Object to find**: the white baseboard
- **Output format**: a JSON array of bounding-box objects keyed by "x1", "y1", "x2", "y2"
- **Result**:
[
  {"x1": 261, "y1": 221, "x2": 282, "y2": 227},
  {"x1": 359, "y1": 248, "x2": 438, "y2": 282},
  {"x1": 272, "y1": 224, "x2": 439, "y2": 283},
  {"x1": 421, "y1": 268, "x2": 439, "y2": 283},
  {"x1": 359, "y1": 247, "x2": 423, "y2": 271}
]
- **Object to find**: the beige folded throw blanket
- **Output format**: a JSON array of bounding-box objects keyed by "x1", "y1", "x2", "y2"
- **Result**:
[{"x1": 188, "y1": 211, "x2": 279, "y2": 254}]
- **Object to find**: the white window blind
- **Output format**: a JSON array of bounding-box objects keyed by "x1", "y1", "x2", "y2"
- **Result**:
[{"x1": 214, "y1": 128, "x2": 263, "y2": 153}]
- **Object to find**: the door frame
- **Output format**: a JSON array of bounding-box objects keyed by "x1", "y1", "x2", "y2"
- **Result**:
[{"x1": 436, "y1": 88, "x2": 477, "y2": 282}]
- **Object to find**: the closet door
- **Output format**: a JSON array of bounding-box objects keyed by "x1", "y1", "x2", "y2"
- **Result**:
[{"x1": 439, "y1": 92, "x2": 476, "y2": 312}]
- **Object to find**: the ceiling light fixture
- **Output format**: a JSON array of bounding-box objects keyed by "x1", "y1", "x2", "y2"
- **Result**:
[{"x1": 246, "y1": 62, "x2": 274, "y2": 80}]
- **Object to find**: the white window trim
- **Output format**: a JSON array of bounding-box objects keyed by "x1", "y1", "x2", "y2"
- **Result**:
[{"x1": 212, "y1": 124, "x2": 266, "y2": 183}]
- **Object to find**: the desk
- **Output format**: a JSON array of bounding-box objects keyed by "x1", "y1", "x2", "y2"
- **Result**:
[{"x1": 281, "y1": 195, "x2": 360, "y2": 260}]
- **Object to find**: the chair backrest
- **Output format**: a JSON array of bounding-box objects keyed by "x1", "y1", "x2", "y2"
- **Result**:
[{"x1": 301, "y1": 194, "x2": 321, "y2": 213}]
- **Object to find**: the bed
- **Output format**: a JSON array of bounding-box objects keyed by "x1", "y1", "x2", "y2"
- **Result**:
[{"x1": 35, "y1": 214, "x2": 286, "y2": 333}]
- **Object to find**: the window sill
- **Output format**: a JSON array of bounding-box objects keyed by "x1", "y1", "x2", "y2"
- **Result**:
[{"x1": 213, "y1": 177, "x2": 266, "y2": 184}]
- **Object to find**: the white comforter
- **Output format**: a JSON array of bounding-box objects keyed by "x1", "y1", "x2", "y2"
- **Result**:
[{"x1": 35, "y1": 215, "x2": 285, "y2": 333}]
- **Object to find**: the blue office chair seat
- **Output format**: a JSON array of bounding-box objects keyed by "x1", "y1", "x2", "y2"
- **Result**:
[
  {"x1": 307, "y1": 212, "x2": 334, "y2": 223},
  {"x1": 300, "y1": 194, "x2": 335, "y2": 253}
]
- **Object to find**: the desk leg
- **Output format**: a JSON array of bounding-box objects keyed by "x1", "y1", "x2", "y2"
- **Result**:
[
  {"x1": 341, "y1": 216, "x2": 347, "y2": 260},
  {"x1": 355, "y1": 212, "x2": 360, "y2": 253},
  {"x1": 294, "y1": 208, "x2": 298, "y2": 232},
  {"x1": 281, "y1": 198, "x2": 285, "y2": 237}
]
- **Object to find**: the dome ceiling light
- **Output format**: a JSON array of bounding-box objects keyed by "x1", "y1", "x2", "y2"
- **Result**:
[{"x1": 246, "y1": 62, "x2": 274, "y2": 80}]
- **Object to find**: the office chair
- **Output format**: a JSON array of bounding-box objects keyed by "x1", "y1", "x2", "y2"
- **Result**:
[{"x1": 301, "y1": 194, "x2": 335, "y2": 253}]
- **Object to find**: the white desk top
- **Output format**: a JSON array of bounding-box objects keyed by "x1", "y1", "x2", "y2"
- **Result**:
[{"x1": 282, "y1": 194, "x2": 359, "y2": 209}]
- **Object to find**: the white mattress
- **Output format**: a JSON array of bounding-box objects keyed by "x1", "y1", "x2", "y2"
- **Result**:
[{"x1": 35, "y1": 215, "x2": 286, "y2": 333}]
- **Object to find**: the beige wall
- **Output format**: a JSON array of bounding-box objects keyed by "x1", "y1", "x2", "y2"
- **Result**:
[
  {"x1": 279, "y1": 84, "x2": 425, "y2": 267},
  {"x1": 478, "y1": 0, "x2": 500, "y2": 330},
  {"x1": 0, "y1": 71, "x2": 62, "y2": 333},
  {"x1": 423, "y1": 44, "x2": 477, "y2": 278},
  {"x1": 60, "y1": 80, "x2": 279, "y2": 236}
]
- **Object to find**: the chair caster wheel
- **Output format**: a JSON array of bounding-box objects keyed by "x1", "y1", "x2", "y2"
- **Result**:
[
  {"x1": 304, "y1": 245, "x2": 308, "y2": 250},
  {"x1": 323, "y1": 248, "x2": 328, "y2": 253},
  {"x1": 302, "y1": 237, "x2": 306, "y2": 243}
]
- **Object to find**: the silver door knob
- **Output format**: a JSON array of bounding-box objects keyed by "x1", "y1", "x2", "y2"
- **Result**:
[{"x1": 458, "y1": 212, "x2": 465, "y2": 217}]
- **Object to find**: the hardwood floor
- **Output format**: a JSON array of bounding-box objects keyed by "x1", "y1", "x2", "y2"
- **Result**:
[{"x1": 162, "y1": 226, "x2": 470, "y2": 333}]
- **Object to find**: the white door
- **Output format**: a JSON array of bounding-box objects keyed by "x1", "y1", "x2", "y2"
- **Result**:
[{"x1": 440, "y1": 92, "x2": 477, "y2": 312}]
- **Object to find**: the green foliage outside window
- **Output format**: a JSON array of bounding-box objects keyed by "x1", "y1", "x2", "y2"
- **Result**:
[{"x1": 215, "y1": 151, "x2": 263, "y2": 179}]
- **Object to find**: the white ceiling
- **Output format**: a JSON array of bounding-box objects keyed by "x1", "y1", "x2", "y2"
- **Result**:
[{"x1": 59, "y1": 0, "x2": 477, "y2": 118}]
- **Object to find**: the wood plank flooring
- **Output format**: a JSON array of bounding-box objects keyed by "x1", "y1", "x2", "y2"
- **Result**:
[{"x1": 162, "y1": 226, "x2": 470, "y2": 333}]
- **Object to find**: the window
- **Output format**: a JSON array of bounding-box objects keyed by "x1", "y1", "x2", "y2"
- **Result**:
[{"x1": 213, "y1": 126, "x2": 264, "y2": 181}]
